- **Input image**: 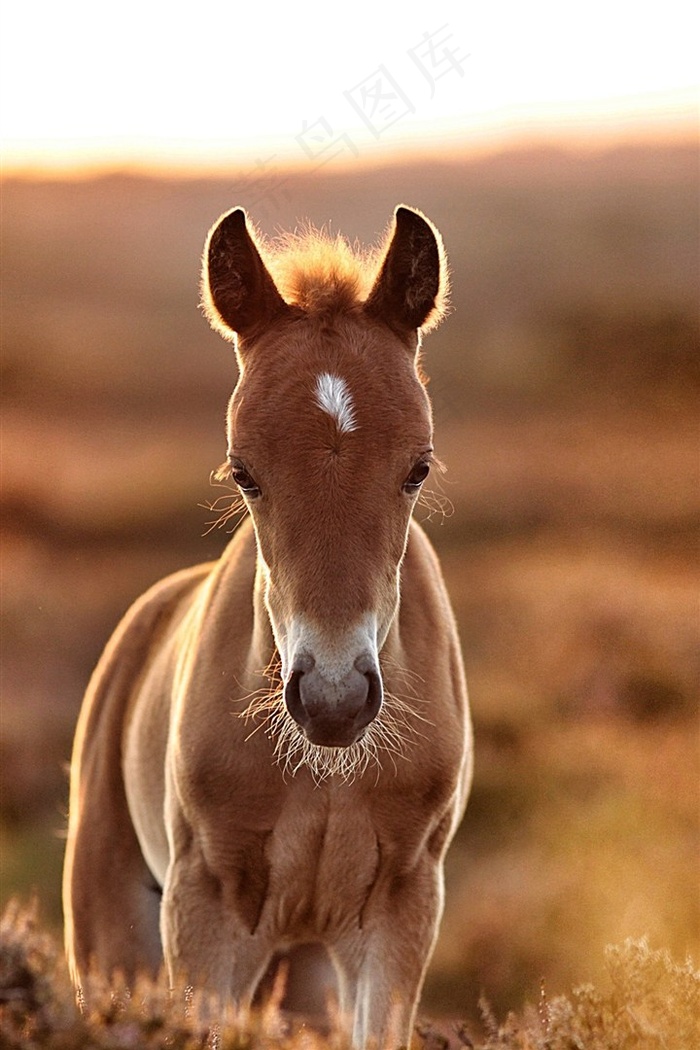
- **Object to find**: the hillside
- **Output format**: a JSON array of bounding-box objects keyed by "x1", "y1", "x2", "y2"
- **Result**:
[{"x1": 1, "y1": 143, "x2": 698, "y2": 1024}]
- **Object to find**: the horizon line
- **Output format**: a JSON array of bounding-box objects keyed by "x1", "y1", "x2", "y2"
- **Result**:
[{"x1": 2, "y1": 104, "x2": 697, "y2": 182}]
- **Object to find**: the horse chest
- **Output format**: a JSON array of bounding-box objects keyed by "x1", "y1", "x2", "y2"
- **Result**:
[
  {"x1": 261, "y1": 791, "x2": 380, "y2": 936},
  {"x1": 189, "y1": 776, "x2": 383, "y2": 937}
]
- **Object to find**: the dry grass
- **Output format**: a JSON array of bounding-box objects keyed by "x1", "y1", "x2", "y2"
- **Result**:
[{"x1": 1, "y1": 901, "x2": 697, "y2": 1050}]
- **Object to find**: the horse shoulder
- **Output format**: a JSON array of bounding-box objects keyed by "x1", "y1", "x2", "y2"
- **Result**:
[{"x1": 70, "y1": 561, "x2": 213, "y2": 798}]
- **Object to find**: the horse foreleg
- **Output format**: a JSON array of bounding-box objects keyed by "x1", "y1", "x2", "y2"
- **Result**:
[
  {"x1": 336, "y1": 860, "x2": 445, "y2": 1049},
  {"x1": 159, "y1": 849, "x2": 274, "y2": 1012}
]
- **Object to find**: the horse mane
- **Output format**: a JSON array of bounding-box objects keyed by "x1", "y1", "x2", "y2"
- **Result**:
[
  {"x1": 260, "y1": 224, "x2": 378, "y2": 315},
  {"x1": 255, "y1": 216, "x2": 449, "y2": 329}
]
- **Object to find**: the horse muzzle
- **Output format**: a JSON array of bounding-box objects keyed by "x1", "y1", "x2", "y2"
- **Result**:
[{"x1": 284, "y1": 653, "x2": 383, "y2": 748}]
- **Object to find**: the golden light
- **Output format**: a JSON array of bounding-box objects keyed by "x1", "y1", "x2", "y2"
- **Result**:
[{"x1": 1, "y1": 0, "x2": 697, "y2": 172}]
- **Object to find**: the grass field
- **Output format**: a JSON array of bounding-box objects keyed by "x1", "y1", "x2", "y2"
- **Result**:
[{"x1": 1, "y1": 142, "x2": 698, "y2": 1033}]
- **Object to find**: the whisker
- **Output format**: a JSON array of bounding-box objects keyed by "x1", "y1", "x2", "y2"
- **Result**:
[
  {"x1": 382, "y1": 691, "x2": 434, "y2": 728},
  {"x1": 233, "y1": 657, "x2": 284, "y2": 740},
  {"x1": 239, "y1": 684, "x2": 284, "y2": 722},
  {"x1": 417, "y1": 458, "x2": 455, "y2": 523},
  {"x1": 249, "y1": 682, "x2": 429, "y2": 785},
  {"x1": 199, "y1": 474, "x2": 249, "y2": 535},
  {"x1": 242, "y1": 702, "x2": 282, "y2": 742},
  {"x1": 232, "y1": 684, "x2": 277, "y2": 716},
  {"x1": 417, "y1": 487, "x2": 455, "y2": 522},
  {"x1": 229, "y1": 646, "x2": 432, "y2": 784},
  {"x1": 380, "y1": 655, "x2": 426, "y2": 687}
]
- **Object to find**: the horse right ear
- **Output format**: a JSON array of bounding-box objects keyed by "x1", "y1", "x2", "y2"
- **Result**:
[{"x1": 202, "y1": 208, "x2": 292, "y2": 344}]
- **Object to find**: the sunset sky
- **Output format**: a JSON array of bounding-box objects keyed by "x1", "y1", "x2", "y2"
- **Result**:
[{"x1": 1, "y1": 0, "x2": 697, "y2": 174}]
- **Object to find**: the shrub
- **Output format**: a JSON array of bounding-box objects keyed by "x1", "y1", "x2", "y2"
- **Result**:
[{"x1": 1, "y1": 900, "x2": 697, "y2": 1049}]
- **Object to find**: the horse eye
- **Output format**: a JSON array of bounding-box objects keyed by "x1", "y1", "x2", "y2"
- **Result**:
[
  {"x1": 230, "y1": 462, "x2": 261, "y2": 497},
  {"x1": 403, "y1": 460, "x2": 431, "y2": 492}
]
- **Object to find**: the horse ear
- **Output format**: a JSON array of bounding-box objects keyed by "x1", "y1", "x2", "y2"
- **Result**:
[
  {"x1": 202, "y1": 208, "x2": 291, "y2": 342},
  {"x1": 364, "y1": 206, "x2": 448, "y2": 336}
]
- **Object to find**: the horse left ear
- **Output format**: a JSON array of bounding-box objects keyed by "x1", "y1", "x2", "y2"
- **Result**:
[{"x1": 364, "y1": 206, "x2": 448, "y2": 337}]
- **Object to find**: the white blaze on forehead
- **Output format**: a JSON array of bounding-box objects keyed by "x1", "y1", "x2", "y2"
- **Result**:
[{"x1": 315, "y1": 372, "x2": 357, "y2": 433}]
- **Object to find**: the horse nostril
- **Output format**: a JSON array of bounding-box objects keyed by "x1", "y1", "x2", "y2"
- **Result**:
[
  {"x1": 362, "y1": 670, "x2": 383, "y2": 722},
  {"x1": 284, "y1": 654, "x2": 316, "y2": 721},
  {"x1": 284, "y1": 668, "x2": 306, "y2": 725}
]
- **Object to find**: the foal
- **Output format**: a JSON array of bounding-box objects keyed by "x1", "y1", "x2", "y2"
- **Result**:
[{"x1": 63, "y1": 205, "x2": 473, "y2": 1047}]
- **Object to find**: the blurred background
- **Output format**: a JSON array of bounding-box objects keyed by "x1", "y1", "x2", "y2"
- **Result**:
[{"x1": 1, "y1": 0, "x2": 698, "y2": 1027}]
